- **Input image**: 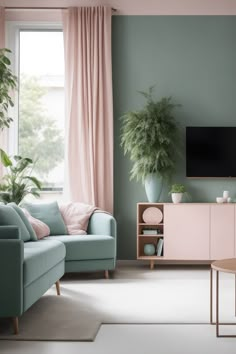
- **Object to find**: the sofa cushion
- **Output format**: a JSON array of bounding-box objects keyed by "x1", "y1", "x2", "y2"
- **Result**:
[
  {"x1": 0, "y1": 205, "x2": 31, "y2": 242},
  {"x1": 23, "y1": 240, "x2": 66, "y2": 286},
  {"x1": 9, "y1": 203, "x2": 37, "y2": 241},
  {"x1": 22, "y1": 208, "x2": 50, "y2": 239},
  {"x1": 23, "y1": 201, "x2": 67, "y2": 235},
  {"x1": 47, "y1": 235, "x2": 115, "y2": 261}
]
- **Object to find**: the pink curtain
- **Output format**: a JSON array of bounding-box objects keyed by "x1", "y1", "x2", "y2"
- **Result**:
[
  {"x1": 63, "y1": 7, "x2": 113, "y2": 213},
  {"x1": 0, "y1": 7, "x2": 7, "y2": 180}
]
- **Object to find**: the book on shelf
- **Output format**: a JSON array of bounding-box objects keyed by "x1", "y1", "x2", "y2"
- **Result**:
[
  {"x1": 142, "y1": 228, "x2": 161, "y2": 235},
  {"x1": 156, "y1": 238, "x2": 164, "y2": 256},
  {"x1": 142, "y1": 229, "x2": 158, "y2": 235}
]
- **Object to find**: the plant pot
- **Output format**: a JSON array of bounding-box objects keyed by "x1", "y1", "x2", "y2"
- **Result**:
[
  {"x1": 144, "y1": 174, "x2": 163, "y2": 203},
  {"x1": 171, "y1": 193, "x2": 183, "y2": 204}
]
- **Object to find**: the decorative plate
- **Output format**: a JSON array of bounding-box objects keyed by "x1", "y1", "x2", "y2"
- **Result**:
[{"x1": 142, "y1": 207, "x2": 163, "y2": 224}]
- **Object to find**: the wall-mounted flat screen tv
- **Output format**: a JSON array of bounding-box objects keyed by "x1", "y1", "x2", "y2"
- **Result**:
[{"x1": 186, "y1": 127, "x2": 236, "y2": 178}]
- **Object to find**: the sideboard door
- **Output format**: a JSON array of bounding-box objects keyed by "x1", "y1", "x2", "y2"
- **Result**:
[
  {"x1": 210, "y1": 204, "x2": 235, "y2": 260},
  {"x1": 164, "y1": 204, "x2": 210, "y2": 260}
]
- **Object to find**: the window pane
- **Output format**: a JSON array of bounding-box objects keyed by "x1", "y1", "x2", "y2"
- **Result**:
[{"x1": 19, "y1": 30, "x2": 64, "y2": 189}]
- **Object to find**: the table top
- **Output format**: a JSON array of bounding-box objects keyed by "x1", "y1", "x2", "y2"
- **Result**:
[{"x1": 211, "y1": 258, "x2": 236, "y2": 274}]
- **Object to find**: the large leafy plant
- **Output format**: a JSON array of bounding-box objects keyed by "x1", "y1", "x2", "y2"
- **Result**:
[
  {"x1": 120, "y1": 87, "x2": 181, "y2": 183},
  {"x1": 0, "y1": 149, "x2": 42, "y2": 205},
  {"x1": 0, "y1": 48, "x2": 17, "y2": 129}
]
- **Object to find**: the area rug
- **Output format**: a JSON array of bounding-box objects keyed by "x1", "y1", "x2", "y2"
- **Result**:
[{"x1": 0, "y1": 265, "x2": 235, "y2": 341}]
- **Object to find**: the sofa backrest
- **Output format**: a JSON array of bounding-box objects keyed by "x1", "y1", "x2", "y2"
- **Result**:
[{"x1": 0, "y1": 205, "x2": 31, "y2": 242}]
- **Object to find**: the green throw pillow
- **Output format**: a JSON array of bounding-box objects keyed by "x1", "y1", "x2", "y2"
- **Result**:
[
  {"x1": 23, "y1": 201, "x2": 67, "y2": 236},
  {"x1": 0, "y1": 205, "x2": 31, "y2": 242},
  {"x1": 8, "y1": 202, "x2": 37, "y2": 241}
]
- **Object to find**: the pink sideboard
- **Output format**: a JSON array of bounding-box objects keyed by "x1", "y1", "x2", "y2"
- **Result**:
[
  {"x1": 164, "y1": 203, "x2": 235, "y2": 260},
  {"x1": 164, "y1": 204, "x2": 210, "y2": 260},
  {"x1": 137, "y1": 203, "x2": 236, "y2": 266}
]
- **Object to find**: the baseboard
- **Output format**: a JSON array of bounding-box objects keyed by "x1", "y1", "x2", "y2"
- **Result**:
[
  {"x1": 117, "y1": 260, "x2": 141, "y2": 266},
  {"x1": 117, "y1": 260, "x2": 211, "y2": 267}
]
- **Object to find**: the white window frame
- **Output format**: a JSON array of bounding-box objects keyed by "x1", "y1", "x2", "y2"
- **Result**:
[{"x1": 6, "y1": 21, "x2": 64, "y2": 192}]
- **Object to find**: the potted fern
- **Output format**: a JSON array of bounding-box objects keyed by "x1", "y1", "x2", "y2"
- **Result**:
[{"x1": 120, "y1": 87, "x2": 181, "y2": 202}]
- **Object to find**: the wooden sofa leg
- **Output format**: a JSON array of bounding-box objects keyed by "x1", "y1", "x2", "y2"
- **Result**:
[
  {"x1": 104, "y1": 270, "x2": 109, "y2": 279},
  {"x1": 13, "y1": 317, "x2": 19, "y2": 335},
  {"x1": 55, "y1": 280, "x2": 61, "y2": 295}
]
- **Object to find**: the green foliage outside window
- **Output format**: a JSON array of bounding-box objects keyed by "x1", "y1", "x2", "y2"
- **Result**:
[{"x1": 19, "y1": 75, "x2": 64, "y2": 187}]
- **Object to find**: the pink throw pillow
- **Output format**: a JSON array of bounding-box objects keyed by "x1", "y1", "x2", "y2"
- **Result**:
[
  {"x1": 22, "y1": 208, "x2": 50, "y2": 239},
  {"x1": 59, "y1": 202, "x2": 98, "y2": 235}
]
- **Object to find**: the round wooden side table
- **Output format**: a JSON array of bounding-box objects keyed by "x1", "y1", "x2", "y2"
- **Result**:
[{"x1": 210, "y1": 258, "x2": 236, "y2": 337}]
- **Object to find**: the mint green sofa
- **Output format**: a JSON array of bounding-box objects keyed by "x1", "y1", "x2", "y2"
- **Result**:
[
  {"x1": 47, "y1": 212, "x2": 117, "y2": 273},
  {"x1": 0, "y1": 211, "x2": 116, "y2": 334}
]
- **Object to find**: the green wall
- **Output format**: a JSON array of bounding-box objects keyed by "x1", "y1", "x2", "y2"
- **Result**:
[{"x1": 112, "y1": 16, "x2": 236, "y2": 260}]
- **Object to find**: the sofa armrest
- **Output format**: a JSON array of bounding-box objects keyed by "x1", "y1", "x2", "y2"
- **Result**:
[
  {"x1": 0, "y1": 226, "x2": 20, "y2": 240},
  {"x1": 0, "y1": 235, "x2": 24, "y2": 317},
  {"x1": 87, "y1": 212, "x2": 117, "y2": 238}
]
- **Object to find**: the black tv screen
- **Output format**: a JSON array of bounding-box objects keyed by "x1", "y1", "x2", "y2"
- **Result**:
[{"x1": 186, "y1": 127, "x2": 236, "y2": 178}]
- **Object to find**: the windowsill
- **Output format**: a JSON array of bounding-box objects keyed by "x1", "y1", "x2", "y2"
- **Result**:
[
  {"x1": 40, "y1": 190, "x2": 63, "y2": 195},
  {"x1": 38, "y1": 190, "x2": 64, "y2": 202}
]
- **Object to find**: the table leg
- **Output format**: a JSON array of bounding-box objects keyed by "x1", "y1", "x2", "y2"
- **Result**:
[
  {"x1": 235, "y1": 274, "x2": 236, "y2": 317},
  {"x1": 210, "y1": 267, "x2": 213, "y2": 324},
  {"x1": 216, "y1": 270, "x2": 219, "y2": 337}
]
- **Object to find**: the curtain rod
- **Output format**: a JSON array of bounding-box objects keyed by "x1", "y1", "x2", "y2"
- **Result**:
[{"x1": 5, "y1": 7, "x2": 117, "y2": 12}]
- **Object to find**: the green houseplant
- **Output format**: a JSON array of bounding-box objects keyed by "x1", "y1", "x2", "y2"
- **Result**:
[
  {"x1": 0, "y1": 49, "x2": 41, "y2": 204},
  {"x1": 169, "y1": 183, "x2": 187, "y2": 204},
  {"x1": 0, "y1": 149, "x2": 42, "y2": 205},
  {"x1": 120, "y1": 86, "x2": 181, "y2": 202},
  {"x1": 0, "y1": 48, "x2": 17, "y2": 129}
]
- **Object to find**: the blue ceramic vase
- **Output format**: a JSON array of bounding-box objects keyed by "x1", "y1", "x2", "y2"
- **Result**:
[
  {"x1": 144, "y1": 174, "x2": 163, "y2": 202},
  {"x1": 144, "y1": 244, "x2": 156, "y2": 256}
]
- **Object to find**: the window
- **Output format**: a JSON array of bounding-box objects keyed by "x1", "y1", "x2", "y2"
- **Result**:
[{"x1": 8, "y1": 25, "x2": 65, "y2": 190}]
